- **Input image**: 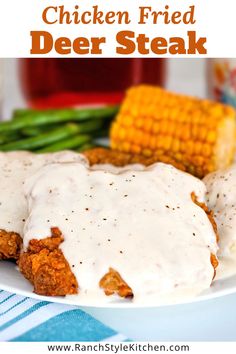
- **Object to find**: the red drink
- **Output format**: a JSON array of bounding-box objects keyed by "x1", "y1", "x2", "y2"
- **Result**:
[{"x1": 20, "y1": 58, "x2": 166, "y2": 108}]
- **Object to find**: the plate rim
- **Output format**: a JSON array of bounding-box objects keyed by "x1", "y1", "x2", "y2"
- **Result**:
[{"x1": 1, "y1": 262, "x2": 236, "y2": 309}]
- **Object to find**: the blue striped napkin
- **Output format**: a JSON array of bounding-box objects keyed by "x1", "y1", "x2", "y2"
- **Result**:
[{"x1": 0, "y1": 290, "x2": 128, "y2": 342}]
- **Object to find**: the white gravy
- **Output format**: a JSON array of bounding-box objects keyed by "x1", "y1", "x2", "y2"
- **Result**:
[
  {"x1": 24, "y1": 162, "x2": 218, "y2": 303},
  {"x1": 204, "y1": 165, "x2": 236, "y2": 280},
  {"x1": 0, "y1": 151, "x2": 88, "y2": 236},
  {"x1": 204, "y1": 164, "x2": 236, "y2": 257},
  {"x1": 91, "y1": 163, "x2": 145, "y2": 174},
  {"x1": 215, "y1": 251, "x2": 236, "y2": 280}
]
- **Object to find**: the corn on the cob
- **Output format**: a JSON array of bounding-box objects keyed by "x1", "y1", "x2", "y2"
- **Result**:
[{"x1": 111, "y1": 85, "x2": 236, "y2": 178}]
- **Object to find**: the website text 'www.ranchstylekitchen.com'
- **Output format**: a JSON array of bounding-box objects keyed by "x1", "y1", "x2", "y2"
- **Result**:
[
  {"x1": 2, "y1": 342, "x2": 236, "y2": 354},
  {"x1": 47, "y1": 343, "x2": 190, "y2": 353}
]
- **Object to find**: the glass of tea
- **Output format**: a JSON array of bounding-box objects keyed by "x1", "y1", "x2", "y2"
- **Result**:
[{"x1": 19, "y1": 58, "x2": 166, "y2": 108}]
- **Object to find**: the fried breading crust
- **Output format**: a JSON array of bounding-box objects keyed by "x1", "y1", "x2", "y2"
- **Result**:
[
  {"x1": 99, "y1": 268, "x2": 133, "y2": 298},
  {"x1": 18, "y1": 228, "x2": 78, "y2": 296},
  {"x1": 19, "y1": 228, "x2": 133, "y2": 298},
  {"x1": 84, "y1": 147, "x2": 187, "y2": 172},
  {"x1": 0, "y1": 230, "x2": 22, "y2": 260}
]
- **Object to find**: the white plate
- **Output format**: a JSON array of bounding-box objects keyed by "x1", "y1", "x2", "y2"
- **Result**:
[
  {"x1": 1, "y1": 261, "x2": 236, "y2": 340},
  {"x1": 1, "y1": 261, "x2": 236, "y2": 308}
]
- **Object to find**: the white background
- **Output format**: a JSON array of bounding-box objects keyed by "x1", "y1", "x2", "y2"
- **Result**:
[{"x1": 0, "y1": 0, "x2": 235, "y2": 57}]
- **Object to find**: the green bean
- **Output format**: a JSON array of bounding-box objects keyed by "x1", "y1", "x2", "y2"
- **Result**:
[
  {"x1": 21, "y1": 125, "x2": 60, "y2": 137},
  {"x1": 75, "y1": 119, "x2": 104, "y2": 133},
  {"x1": 13, "y1": 108, "x2": 37, "y2": 119},
  {"x1": 0, "y1": 106, "x2": 119, "y2": 133},
  {"x1": 22, "y1": 119, "x2": 102, "y2": 137},
  {"x1": 13, "y1": 108, "x2": 71, "y2": 119},
  {"x1": 37, "y1": 135, "x2": 91, "y2": 153},
  {"x1": 0, "y1": 131, "x2": 22, "y2": 145},
  {"x1": 0, "y1": 124, "x2": 80, "y2": 151}
]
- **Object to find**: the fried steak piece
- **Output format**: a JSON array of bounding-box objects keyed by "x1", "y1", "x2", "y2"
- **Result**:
[
  {"x1": 3, "y1": 148, "x2": 218, "y2": 298},
  {"x1": 19, "y1": 228, "x2": 133, "y2": 298},
  {"x1": 19, "y1": 183, "x2": 219, "y2": 299},
  {"x1": 84, "y1": 147, "x2": 187, "y2": 172},
  {"x1": 0, "y1": 230, "x2": 22, "y2": 260},
  {"x1": 18, "y1": 228, "x2": 78, "y2": 296}
]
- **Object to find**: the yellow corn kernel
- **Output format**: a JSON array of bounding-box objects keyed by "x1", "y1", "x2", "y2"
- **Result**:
[{"x1": 111, "y1": 85, "x2": 236, "y2": 178}]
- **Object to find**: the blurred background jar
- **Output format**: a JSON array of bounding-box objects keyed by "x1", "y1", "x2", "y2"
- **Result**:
[
  {"x1": 208, "y1": 59, "x2": 236, "y2": 107},
  {"x1": 19, "y1": 58, "x2": 166, "y2": 108}
]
